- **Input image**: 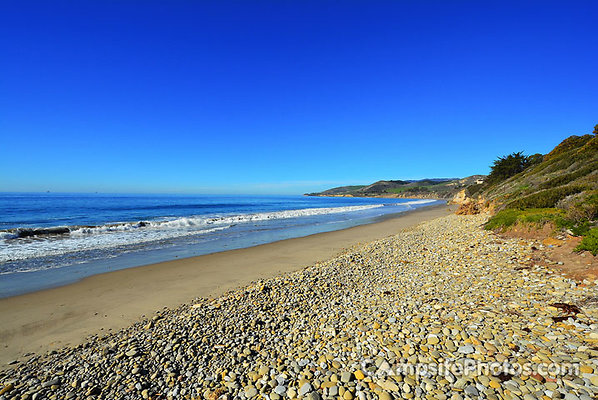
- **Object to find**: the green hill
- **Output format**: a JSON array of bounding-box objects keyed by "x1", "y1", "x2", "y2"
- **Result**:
[
  {"x1": 306, "y1": 176, "x2": 485, "y2": 199},
  {"x1": 465, "y1": 126, "x2": 598, "y2": 254},
  {"x1": 470, "y1": 134, "x2": 597, "y2": 207}
]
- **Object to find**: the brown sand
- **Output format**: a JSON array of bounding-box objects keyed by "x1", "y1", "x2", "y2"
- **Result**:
[
  {"x1": 500, "y1": 225, "x2": 598, "y2": 282},
  {"x1": 0, "y1": 204, "x2": 451, "y2": 366}
]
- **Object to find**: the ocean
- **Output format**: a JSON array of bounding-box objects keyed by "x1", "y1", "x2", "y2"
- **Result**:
[{"x1": 0, "y1": 193, "x2": 442, "y2": 297}]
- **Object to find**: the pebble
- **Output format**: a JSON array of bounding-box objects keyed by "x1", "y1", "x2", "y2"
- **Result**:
[
  {"x1": 244, "y1": 386, "x2": 258, "y2": 398},
  {"x1": 274, "y1": 385, "x2": 287, "y2": 395},
  {"x1": 341, "y1": 371, "x2": 353, "y2": 383},
  {"x1": 457, "y1": 345, "x2": 475, "y2": 354},
  {"x1": 0, "y1": 214, "x2": 596, "y2": 400},
  {"x1": 299, "y1": 382, "x2": 313, "y2": 396}
]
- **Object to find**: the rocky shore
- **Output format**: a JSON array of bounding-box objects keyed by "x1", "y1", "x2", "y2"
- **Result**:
[{"x1": 1, "y1": 214, "x2": 597, "y2": 400}]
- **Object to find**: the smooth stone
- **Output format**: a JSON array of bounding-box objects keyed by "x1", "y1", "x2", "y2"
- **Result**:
[
  {"x1": 306, "y1": 392, "x2": 321, "y2": 400},
  {"x1": 377, "y1": 380, "x2": 399, "y2": 391},
  {"x1": 42, "y1": 378, "x2": 61, "y2": 388},
  {"x1": 274, "y1": 386, "x2": 287, "y2": 395},
  {"x1": 458, "y1": 345, "x2": 475, "y2": 354},
  {"x1": 427, "y1": 335, "x2": 440, "y2": 345},
  {"x1": 245, "y1": 386, "x2": 258, "y2": 398},
  {"x1": 464, "y1": 385, "x2": 479, "y2": 397},
  {"x1": 341, "y1": 372, "x2": 353, "y2": 383},
  {"x1": 330, "y1": 386, "x2": 339, "y2": 397},
  {"x1": 453, "y1": 379, "x2": 467, "y2": 390},
  {"x1": 299, "y1": 382, "x2": 313, "y2": 396}
]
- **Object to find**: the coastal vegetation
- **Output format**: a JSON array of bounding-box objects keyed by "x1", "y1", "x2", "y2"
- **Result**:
[
  {"x1": 308, "y1": 124, "x2": 598, "y2": 255},
  {"x1": 485, "y1": 151, "x2": 543, "y2": 185},
  {"x1": 476, "y1": 125, "x2": 598, "y2": 255},
  {"x1": 483, "y1": 208, "x2": 567, "y2": 231},
  {"x1": 576, "y1": 228, "x2": 598, "y2": 255}
]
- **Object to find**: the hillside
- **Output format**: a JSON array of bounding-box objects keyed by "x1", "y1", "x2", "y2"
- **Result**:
[
  {"x1": 465, "y1": 134, "x2": 597, "y2": 210},
  {"x1": 307, "y1": 176, "x2": 485, "y2": 199},
  {"x1": 458, "y1": 128, "x2": 598, "y2": 256}
]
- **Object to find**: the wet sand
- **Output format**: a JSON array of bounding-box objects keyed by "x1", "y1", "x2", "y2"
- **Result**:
[{"x1": 0, "y1": 204, "x2": 451, "y2": 365}]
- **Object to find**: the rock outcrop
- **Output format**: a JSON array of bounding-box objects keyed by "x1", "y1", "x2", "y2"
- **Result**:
[{"x1": 451, "y1": 189, "x2": 493, "y2": 215}]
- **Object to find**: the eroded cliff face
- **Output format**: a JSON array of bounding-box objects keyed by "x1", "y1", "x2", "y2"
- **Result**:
[
  {"x1": 451, "y1": 189, "x2": 494, "y2": 215},
  {"x1": 451, "y1": 189, "x2": 469, "y2": 205}
]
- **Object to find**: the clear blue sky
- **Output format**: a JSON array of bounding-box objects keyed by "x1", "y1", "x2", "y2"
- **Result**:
[{"x1": 1, "y1": 1, "x2": 596, "y2": 194}]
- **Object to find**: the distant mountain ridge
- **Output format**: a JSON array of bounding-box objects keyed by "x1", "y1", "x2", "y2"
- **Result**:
[{"x1": 306, "y1": 176, "x2": 485, "y2": 199}]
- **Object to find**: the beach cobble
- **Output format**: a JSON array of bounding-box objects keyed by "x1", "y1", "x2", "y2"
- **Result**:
[{"x1": 1, "y1": 214, "x2": 597, "y2": 400}]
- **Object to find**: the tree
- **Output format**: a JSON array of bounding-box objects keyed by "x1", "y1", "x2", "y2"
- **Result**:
[
  {"x1": 593, "y1": 124, "x2": 598, "y2": 135},
  {"x1": 526, "y1": 153, "x2": 544, "y2": 166},
  {"x1": 487, "y1": 151, "x2": 531, "y2": 184}
]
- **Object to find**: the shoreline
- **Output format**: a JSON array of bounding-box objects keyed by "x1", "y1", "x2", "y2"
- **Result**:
[
  {"x1": 2, "y1": 212, "x2": 596, "y2": 400},
  {"x1": 0, "y1": 203, "x2": 451, "y2": 366},
  {"x1": 2, "y1": 211, "x2": 597, "y2": 400},
  {"x1": 304, "y1": 193, "x2": 449, "y2": 200},
  {"x1": 0, "y1": 198, "x2": 443, "y2": 299}
]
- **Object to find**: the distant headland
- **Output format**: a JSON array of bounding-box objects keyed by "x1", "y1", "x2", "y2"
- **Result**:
[{"x1": 305, "y1": 176, "x2": 486, "y2": 199}]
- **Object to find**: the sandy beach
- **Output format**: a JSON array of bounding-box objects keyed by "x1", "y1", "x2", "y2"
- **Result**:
[
  {"x1": 1, "y1": 211, "x2": 597, "y2": 400},
  {"x1": 0, "y1": 204, "x2": 451, "y2": 366},
  {"x1": 3, "y1": 2, "x2": 596, "y2": 399}
]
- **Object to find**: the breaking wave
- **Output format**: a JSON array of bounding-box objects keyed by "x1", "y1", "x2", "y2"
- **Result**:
[
  {"x1": 0, "y1": 200, "x2": 438, "y2": 269},
  {"x1": 2, "y1": 204, "x2": 390, "y2": 240},
  {"x1": 0, "y1": 202, "x2": 445, "y2": 264}
]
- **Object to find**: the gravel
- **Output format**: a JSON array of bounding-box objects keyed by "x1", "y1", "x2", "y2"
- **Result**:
[{"x1": 1, "y1": 214, "x2": 597, "y2": 400}]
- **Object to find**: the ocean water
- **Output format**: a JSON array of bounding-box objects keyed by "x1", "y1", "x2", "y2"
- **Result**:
[{"x1": 0, "y1": 193, "x2": 442, "y2": 297}]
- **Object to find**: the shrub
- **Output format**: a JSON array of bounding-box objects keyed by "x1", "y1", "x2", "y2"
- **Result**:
[
  {"x1": 406, "y1": 186, "x2": 430, "y2": 193},
  {"x1": 575, "y1": 228, "x2": 598, "y2": 256},
  {"x1": 505, "y1": 185, "x2": 589, "y2": 209},
  {"x1": 571, "y1": 221, "x2": 592, "y2": 236},
  {"x1": 527, "y1": 153, "x2": 544, "y2": 167},
  {"x1": 538, "y1": 162, "x2": 598, "y2": 190},
  {"x1": 566, "y1": 191, "x2": 598, "y2": 222},
  {"x1": 544, "y1": 135, "x2": 594, "y2": 161},
  {"x1": 466, "y1": 183, "x2": 485, "y2": 197},
  {"x1": 484, "y1": 208, "x2": 565, "y2": 231}
]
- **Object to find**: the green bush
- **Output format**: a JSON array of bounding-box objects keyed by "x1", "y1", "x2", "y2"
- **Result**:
[
  {"x1": 466, "y1": 183, "x2": 485, "y2": 197},
  {"x1": 406, "y1": 186, "x2": 429, "y2": 192},
  {"x1": 575, "y1": 228, "x2": 598, "y2": 256},
  {"x1": 484, "y1": 208, "x2": 566, "y2": 231},
  {"x1": 544, "y1": 135, "x2": 594, "y2": 161},
  {"x1": 566, "y1": 191, "x2": 598, "y2": 222},
  {"x1": 527, "y1": 153, "x2": 544, "y2": 167},
  {"x1": 538, "y1": 162, "x2": 598, "y2": 190},
  {"x1": 571, "y1": 221, "x2": 592, "y2": 236},
  {"x1": 506, "y1": 185, "x2": 589, "y2": 209}
]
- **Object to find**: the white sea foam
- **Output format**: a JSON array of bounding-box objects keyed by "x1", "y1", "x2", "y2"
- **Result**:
[
  {"x1": 0, "y1": 232, "x2": 18, "y2": 240},
  {"x1": 67, "y1": 204, "x2": 388, "y2": 235},
  {"x1": 0, "y1": 201, "x2": 437, "y2": 265},
  {"x1": 0, "y1": 226, "x2": 231, "y2": 264},
  {"x1": 399, "y1": 199, "x2": 437, "y2": 206}
]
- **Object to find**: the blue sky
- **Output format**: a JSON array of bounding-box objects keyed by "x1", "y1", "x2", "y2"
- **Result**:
[{"x1": 1, "y1": 1, "x2": 597, "y2": 194}]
